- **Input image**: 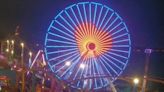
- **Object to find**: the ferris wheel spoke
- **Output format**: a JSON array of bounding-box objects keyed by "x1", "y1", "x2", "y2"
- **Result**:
[
  {"x1": 92, "y1": 4, "x2": 98, "y2": 36},
  {"x1": 112, "y1": 33, "x2": 129, "y2": 40},
  {"x1": 107, "y1": 50, "x2": 128, "y2": 59},
  {"x1": 64, "y1": 10, "x2": 84, "y2": 39},
  {"x1": 47, "y1": 62, "x2": 54, "y2": 72},
  {"x1": 89, "y1": 3, "x2": 92, "y2": 36},
  {"x1": 72, "y1": 67, "x2": 81, "y2": 81},
  {"x1": 112, "y1": 39, "x2": 130, "y2": 44},
  {"x1": 99, "y1": 56, "x2": 119, "y2": 76},
  {"x1": 83, "y1": 4, "x2": 89, "y2": 33},
  {"x1": 46, "y1": 45, "x2": 77, "y2": 48},
  {"x1": 55, "y1": 20, "x2": 75, "y2": 38},
  {"x1": 101, "y1": 13, "x2": 114, "y2": 31},
  {"x1": 89, "y1": 58, "x2": 92, "y2": 77},
  {"x1": 52, "y1": 51, "x2": 79, "y2": 67},
  {"x1": 76, "y1": 5, "x2": 84, "y2": 23},
  {"x1": 49, "y1": 50, "x2": 78, "y2": 62},
  {"x1": 76, "y1": 4, "x2": 87, "y2": 36},
  {"x1": 101, "y1": 54, "x2": 122, "y2": 71},
  {"x1": 48, "y1": 30, "x2": 75, "y2": 43},
  {"x1": 56, "y1": 54, "x2": 80, "y2": 75},
  {"x1": 78, "y1": 62, "x2": 87, "y2": 83},
  {"x1": 103, "y1": 52, "x2": 126, "y2": 65},
  {"x1": 70, "y1": 7, "x2": 85, "y2": 33},
  {"x1": 72, "y1": 60, "x2": 85, "y2": 80},
  {"x1": 110, "y1": 27, "x2": 126, "y2": 36},
  {"x1": 109, "y1": 21, "x2": 123, "y2": 33},
  {"x1": 47, "y1": 48, "x2": 78, "y2": 55},
  {"x1": 110, "y1": 45, "x2": 130, "y2": 48},
  {"x1": 91, "y1": 58, "x2": 98, "y2": 89},
  {"x1": 77, "y1": 61, "x2": 87, "y2": 87},
  {"x1": 95, "y1": 58, "x2": 109, "y2": 85},
  {"x1": 88, "y1": 59, "x2": 92, "y2": 89},
  {"x1": 83, "y1": 59, "x2": 90, "y2": 77},
  {"x1": 98, "y1": 57, "x2": 113, "y2": 77},
  {"x1": 104, "y1": 15, "x2": 119, "y2": 32},
  {"x1": 82, "y1": 80, "x2": 87, "y2": 89},
  {"x1": 47, "y1": 38, "x2": 76, "y2": 45},
  {"x1": 89, "y1": 3, "x2": 91, "y2": 23},
  {"x1": 59, "y1": 15, "x2": 75, "y2": 33},
  {"x1": 98, "y1": 8, "x2": 109, "y2": 30},
  {"x1": 60, "y1": 55, "x2": 81, "y2": 78},
  {"x1": 93, "y1": 4, "x2": 97, "y2": 25},
  {"x1": 66, "y1": 56, "x2": 83, "y2": 80},
  {"x1": 76, "y1": 4, "x2": 87, "y2": 35},
  {"x1": 93, "y1": 58, "x2": 104, "y2": 87},
  {"x1": 109, "y1": 48, "x2": 129, "y2": 53},
  {"x1": 96, "y1": 6, "x2": 103, "y2": 28},
  {"x1": 64, "y1": 10, "x2": 78, "y2": 29},
  {"x1": 83, "y1": 4, "x2": 87, "y2": 23},
  {"x1": 55, "y1": 65, "x2": 66, "y2": 73}
]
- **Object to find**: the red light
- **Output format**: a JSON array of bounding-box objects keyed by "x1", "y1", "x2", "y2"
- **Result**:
[{"x1": 87, "y1": 42, "x2": 96, "y2": 50}]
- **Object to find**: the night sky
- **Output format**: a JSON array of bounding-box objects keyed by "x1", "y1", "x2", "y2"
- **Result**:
[{"x1": 0, "y1": 0, "x2": 164, "y2": 91}]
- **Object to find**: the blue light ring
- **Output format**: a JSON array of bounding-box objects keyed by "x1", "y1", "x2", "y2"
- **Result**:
[{"x1": 44, "y1": 2, "x2": 132, "y2": 90}]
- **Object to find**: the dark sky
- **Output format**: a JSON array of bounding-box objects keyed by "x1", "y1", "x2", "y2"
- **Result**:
[
  {"x1": 0, "y1": 0, "x2": 164, "y2": 91},
  {"x1": 0, "y1": 0, "x2": 164, "y2": 48}
]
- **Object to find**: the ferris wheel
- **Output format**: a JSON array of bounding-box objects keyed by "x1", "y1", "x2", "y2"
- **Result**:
[{"x1": 44, "y1": 2, "x2": 131, "y2": 90}]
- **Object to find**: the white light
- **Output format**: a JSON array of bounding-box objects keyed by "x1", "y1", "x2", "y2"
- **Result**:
[
  {"x1": 84, "y1": 80, "x2": 87, "y2": 85},
  {"x1": 133, "y1": 78, "x2": 139, "y2": 85},
  {"x1": 11, "y1": 40, "x2": 14, "y2": 44},
  {"x1": 7, "y1": 40, "x2": 9, "y2": 43},
  {"x1": 6, "y1": 49, "x2": 9, "y2": 52},
  {"x1": 80, "y1": 63, "x2": 85, "y2": 69},
  {"x1": 65, "y1": 61, "x2": 71, "y2": 66},
  {"x1": 11, "y1": 50, "x2": 14, "y2": 54},
  {"x1": 20, "y1": 42, "x2": 24, "y2": 47},
  {"x1": 29, "y1": 51, "x2": 32, "y2": 56}
]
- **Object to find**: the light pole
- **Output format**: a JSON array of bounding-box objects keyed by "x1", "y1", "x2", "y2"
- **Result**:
[
  {"x1": 20, "y1": 42, "x2": 24, "y2": 66},
  {"x1": 20, "y1": 42, "x2": 25, "y2": 92},
  {"x1": 0, "y1": 41, "x2": 3, "y2": 54},
  {"x1": 6, "y1": 40, "x2": 9, "y2": 53},
  {"x1": 133, "y1": 78, "x2": 139, "y2": 85},
  {"x1": 142, "y1": 49, "x2": 152, "y2": 92},
  {"x1": 11, "y1": 40, "x2": 14, "y2": 58},
  {"x1": 133, "y1": 78, "x2": 139, "y2": 92},
  {"x1": 29, "y1": 51, "x2": 32, "y2": 67}
]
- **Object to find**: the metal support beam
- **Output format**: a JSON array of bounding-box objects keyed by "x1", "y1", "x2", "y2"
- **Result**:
[{"x1": 141, "y1": 49, "x2": 152, "y2": 92}]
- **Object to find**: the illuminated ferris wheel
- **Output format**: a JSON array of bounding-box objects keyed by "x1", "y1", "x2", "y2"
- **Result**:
[{"x1": 44, "y1": 2, "x2": 131, "y2": 90}]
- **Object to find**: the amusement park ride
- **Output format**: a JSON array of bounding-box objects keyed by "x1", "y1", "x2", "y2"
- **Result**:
[
  {"x1": 0, "y1": 1, "x2": 164, "y2": 92},
  {"x1": 44, "y1": 2, "x2": 131, "y2": 91}
]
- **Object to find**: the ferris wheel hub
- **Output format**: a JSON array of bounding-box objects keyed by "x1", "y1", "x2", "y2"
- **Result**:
[{"x1": 87, "y1": 42, "x2": 96, "y2": 50}]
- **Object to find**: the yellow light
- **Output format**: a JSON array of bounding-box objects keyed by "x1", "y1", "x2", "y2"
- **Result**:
[
  {"x1": 20, "y1": 43, "x2": 24, "y2": 47},
  {"x1": 133, "y1": 78, "x2": 139, "y2": 85},
  {"x1": 11, "y1": 40, "x2": 14, "y2": 44},
  {"x1": 7, "y1": 40, "x2": 9, "y2": 43},
  {"x1": 29, "y1": 51, "x2": 32, "y2": 56},
  {"x1": 75, "y1": 22, "x2": 112, "y2": 59},
  {"x1": 6, "y1": 49, "x2": 9, "y2": 52},
  {"x1": 11, "y1": 50, "x2": 14, "y2": 54}
]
